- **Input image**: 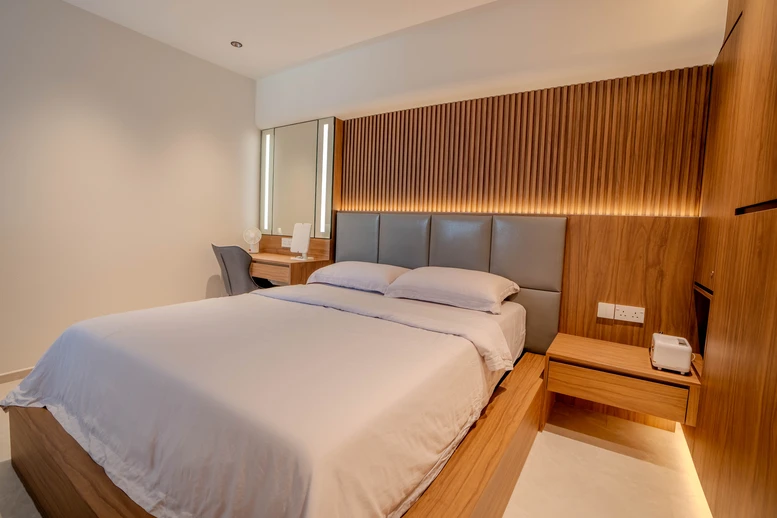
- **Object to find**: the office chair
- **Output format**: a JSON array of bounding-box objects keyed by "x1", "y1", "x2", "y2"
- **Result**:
[{"x1": 211, "y1": 245, "x2": 272, "y2": 296}]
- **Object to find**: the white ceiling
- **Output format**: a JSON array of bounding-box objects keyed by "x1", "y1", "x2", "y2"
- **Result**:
[
  {"x1": 255, "y1": 0, "x2": 727, "y2": 127},
  {"x1": 62, "y1": 0, "x2": 495, "y2": 78}
]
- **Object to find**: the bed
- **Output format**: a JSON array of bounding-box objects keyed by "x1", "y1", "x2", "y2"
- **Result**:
[{"x1": 2, "y1": 213, "x2": 567, "y2": 518}]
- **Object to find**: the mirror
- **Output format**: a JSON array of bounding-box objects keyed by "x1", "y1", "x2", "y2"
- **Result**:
[
  {"x1": 271, "y1": 121, "x2": 317, "y2": 236},
  {"x1": 260, "y1": 117, "x2": 336, "y2": 238}
]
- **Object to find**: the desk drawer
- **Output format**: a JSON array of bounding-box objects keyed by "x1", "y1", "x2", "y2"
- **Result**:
[
  {"x1": 547, "y1": 361, "x2": 689, "y2": 422},
  {"x1": 250, "y1": 263, "x2": 290, "y2": 283}
]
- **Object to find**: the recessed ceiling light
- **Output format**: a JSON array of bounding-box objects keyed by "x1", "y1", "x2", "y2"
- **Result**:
[{"x1": 230, "y1": 41, "x2": 243, "y2": 48}]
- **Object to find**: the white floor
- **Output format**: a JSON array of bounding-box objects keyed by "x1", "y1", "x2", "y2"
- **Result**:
[
  {"x1": 504, "y1": 403, "x2": 712, "y2": 518},
  {"x1": 0, "y1": 381, "x2": 40, "y2": 518},
  {"x1": 0, "y1": 381, "x2": 711, "y2": 518}
]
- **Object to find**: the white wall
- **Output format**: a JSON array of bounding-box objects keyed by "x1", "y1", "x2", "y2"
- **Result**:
[
  {"x1": 256, "y1": 0, "x2": 726, "y2": 128},
  {"x1": 0, "y1": 0, "x2": 258, "y2": 373}
]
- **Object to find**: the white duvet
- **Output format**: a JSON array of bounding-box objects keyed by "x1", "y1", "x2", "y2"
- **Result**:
[{"x1": 1, "y1": 285, "x2": 525, "y2": 518}]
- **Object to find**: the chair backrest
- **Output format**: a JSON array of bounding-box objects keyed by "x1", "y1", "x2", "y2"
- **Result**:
[{"x1": 211, "y1": 245, "x2": 258, "y2": 296}]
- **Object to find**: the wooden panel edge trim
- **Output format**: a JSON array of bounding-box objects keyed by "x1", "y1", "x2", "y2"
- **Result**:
[
  {"x1": 734, "y1": 198, "x2": 777, "y2": 216},
  {"x1": 685, "y1": 384, "x2": 700, "y2": 426},
  {"x1": 471, "y1": 380, "x2": 542, "y2": 518},
  {"x1": 721, "y1": 10, "x2": 744, "y2": 52},
  {"x1": 0, "y1": 367, "x2": 33, "y2": 384},
  {"x1": 694, "y1": 282, "x2": 714, "y2": 298}
]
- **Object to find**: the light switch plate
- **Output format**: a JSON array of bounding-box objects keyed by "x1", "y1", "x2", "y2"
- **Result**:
[
  {"x1": 281, "y1": 237, "x2": 292, "y2": 248},
  {"x1": 597, "y1": 302, "x2": 616, "y2": 319},
  {"x1": 614, "y1": 304, "x2": 645, "y2": 324}
]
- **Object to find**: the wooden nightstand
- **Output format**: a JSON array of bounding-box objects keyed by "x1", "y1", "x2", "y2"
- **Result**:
[
  {"x1": 249, "y1": 253, "x2": 331, "y2": 285},
  {"x1": 543, "y1": 333, "x2": 701, "y2": 428}
]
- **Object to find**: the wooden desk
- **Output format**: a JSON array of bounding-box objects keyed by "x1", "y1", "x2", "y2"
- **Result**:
[
  {"x1": 249, "y1": 253, "x2": 330, "y2": 285},
  {"x1": 544, "y1": 333, "x2": 701, "y2": 427}
]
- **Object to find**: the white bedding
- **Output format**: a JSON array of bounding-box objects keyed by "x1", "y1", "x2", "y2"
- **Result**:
[
  {"x1": 1, "y1": 285, "x2": 526, "y2": 518},
  {"x1": 493, "y1": 301, "x2": 527, "y2": 362}
]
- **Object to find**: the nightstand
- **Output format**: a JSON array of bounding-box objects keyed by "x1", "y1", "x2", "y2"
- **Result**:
[
  {"x1": 543, "y1": 333, "x2": 701, "y2": 428},
  {"x1": 249, "y1": 253, "x2": 331, "y2": 285}
]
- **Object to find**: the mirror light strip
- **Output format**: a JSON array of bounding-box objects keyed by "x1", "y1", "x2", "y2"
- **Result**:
[
  {"x1": 263, "y1": 134, "x2": 271, "y2": 230},
  {"x1": 319, "y1": 123, "x2": 330, "y2": 233}
]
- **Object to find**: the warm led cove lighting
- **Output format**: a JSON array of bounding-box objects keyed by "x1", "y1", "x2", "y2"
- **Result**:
[
  {"x1": 263, "y1": 134, "x2": 270, "y2": 230},
  {"x1": 319, "y1": 124, "x2": 329, "y2": 234}
]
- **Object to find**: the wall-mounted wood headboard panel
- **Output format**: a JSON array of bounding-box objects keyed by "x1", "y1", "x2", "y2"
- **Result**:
[
  {"x1": 342, "y1": 66, "x2": 711, "y2": 217},
  {"x1": 336, "y1": 67, "x2": 708, "y2": 354}
]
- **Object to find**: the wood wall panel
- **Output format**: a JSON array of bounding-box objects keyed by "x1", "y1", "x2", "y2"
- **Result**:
[
  {"x1": 342, "y1": 66, "x2": 711, "y2": 217},
  {"x1": 730, "y1": 1, "x2": 777, "y2": 210},
  {"x1": 690, "y1": 1, "x2": 777, "y2": 516},
  {"x1": 694, "y1": 16, "x2": 746, "y2": 291},
  {"x1": 726, "y1": 0, "x2": 745, "y2": 41},
  {"x1": 559, "y1": 216, "x2": 620, "y2": 340},
  {"x1": 560, "y1": 215, "x2": 699, "y2": 349},
  {"x1": 612, "y1": 217, "x2": 699, "y2": 346},
  {"x1": 693, "y1": 211, "x2": 777, "y2": 517},
  {"x1": 339, "y1": 68, "x2": 707, "y2": 433}
]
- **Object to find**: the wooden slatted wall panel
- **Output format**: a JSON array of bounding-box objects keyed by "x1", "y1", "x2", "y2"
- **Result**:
[{"x1": 342, "y1": 66, "x2": 711, "y2": 217}]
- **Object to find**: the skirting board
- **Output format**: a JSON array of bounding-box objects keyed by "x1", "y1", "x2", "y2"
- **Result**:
[{"x1": 0, "y1": 367, "x2": 33, "y2": 385}]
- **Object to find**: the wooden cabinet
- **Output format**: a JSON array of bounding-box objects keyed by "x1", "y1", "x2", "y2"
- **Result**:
[
  {"x1": 731, "y1": 0, "x2": 777, "y2": 209},
  {"x1": 689, "y1": 1, "x2": 777, "y2": 516},
  {"x1": 693, "y1": 210, "x2": 777, "y2": 517},
  {"x1": 694, "y1": 15, "x2": 744, "y2": 291},
  {"x1": 725, "y1": 0, "x2": 745, "y2": 39}
]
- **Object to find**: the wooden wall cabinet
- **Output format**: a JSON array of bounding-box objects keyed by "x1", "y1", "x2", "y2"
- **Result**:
[
  {"x1": 693, "y1": 21, "x2": 744, "y2": 292},
  {"x1": 730, "y1": 0, "x2": 777, "y2": 209},
  {"x1": 725, "y1": 0, "x2": 745, "y2": 39},
  {"x1": 693, "y1": 211, "x2": 777, "y2": 517},
  {"x1": 690, "y1": 0, "x2": 777, "y2": 516}
]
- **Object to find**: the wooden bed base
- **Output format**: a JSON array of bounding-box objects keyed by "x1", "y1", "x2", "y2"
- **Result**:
[{"x1": 9, "y1": 353, "x2": 546, "y2": 518}]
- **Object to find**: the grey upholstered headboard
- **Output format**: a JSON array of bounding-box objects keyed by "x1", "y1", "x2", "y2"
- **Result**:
[{"x1": 335, "y1": 212, "x2": 567, "y2": 355}]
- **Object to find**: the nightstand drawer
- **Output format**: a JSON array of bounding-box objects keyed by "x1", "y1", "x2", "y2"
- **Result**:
[{"x1": 547, "y1": 361, "x2": 689, "y2": 422}]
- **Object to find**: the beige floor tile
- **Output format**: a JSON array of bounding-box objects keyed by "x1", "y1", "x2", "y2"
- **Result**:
[
  {"x1": 503, "y1": 403, "x2": 712, "y2": 518},
  {"x1": 0, "y1": 381, "x2": 40, "y2": 518}
]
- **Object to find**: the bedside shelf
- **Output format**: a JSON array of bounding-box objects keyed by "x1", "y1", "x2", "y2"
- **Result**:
[{"x1": 544, "y1": 334, "x2": 701, "y2": 427}]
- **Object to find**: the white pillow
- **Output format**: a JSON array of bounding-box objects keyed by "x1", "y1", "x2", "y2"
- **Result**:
[
  {"x1": 307, "y1": 261, "x2": 409, "y2": 294},
  {"x1": 384, "y1": 266, "x2": 519, "y2": 314}
]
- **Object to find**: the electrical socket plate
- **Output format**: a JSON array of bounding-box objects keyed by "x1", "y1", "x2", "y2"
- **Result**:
[
  {"x1": 597, "y1": 302, "x2": 616, "y2": 319},
  {"x1": 281, "y1": 237, "x2": 292, "y2": 248},
  {"x1": 614, "y1": 304, "x2": 645, "y2": 324}
]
